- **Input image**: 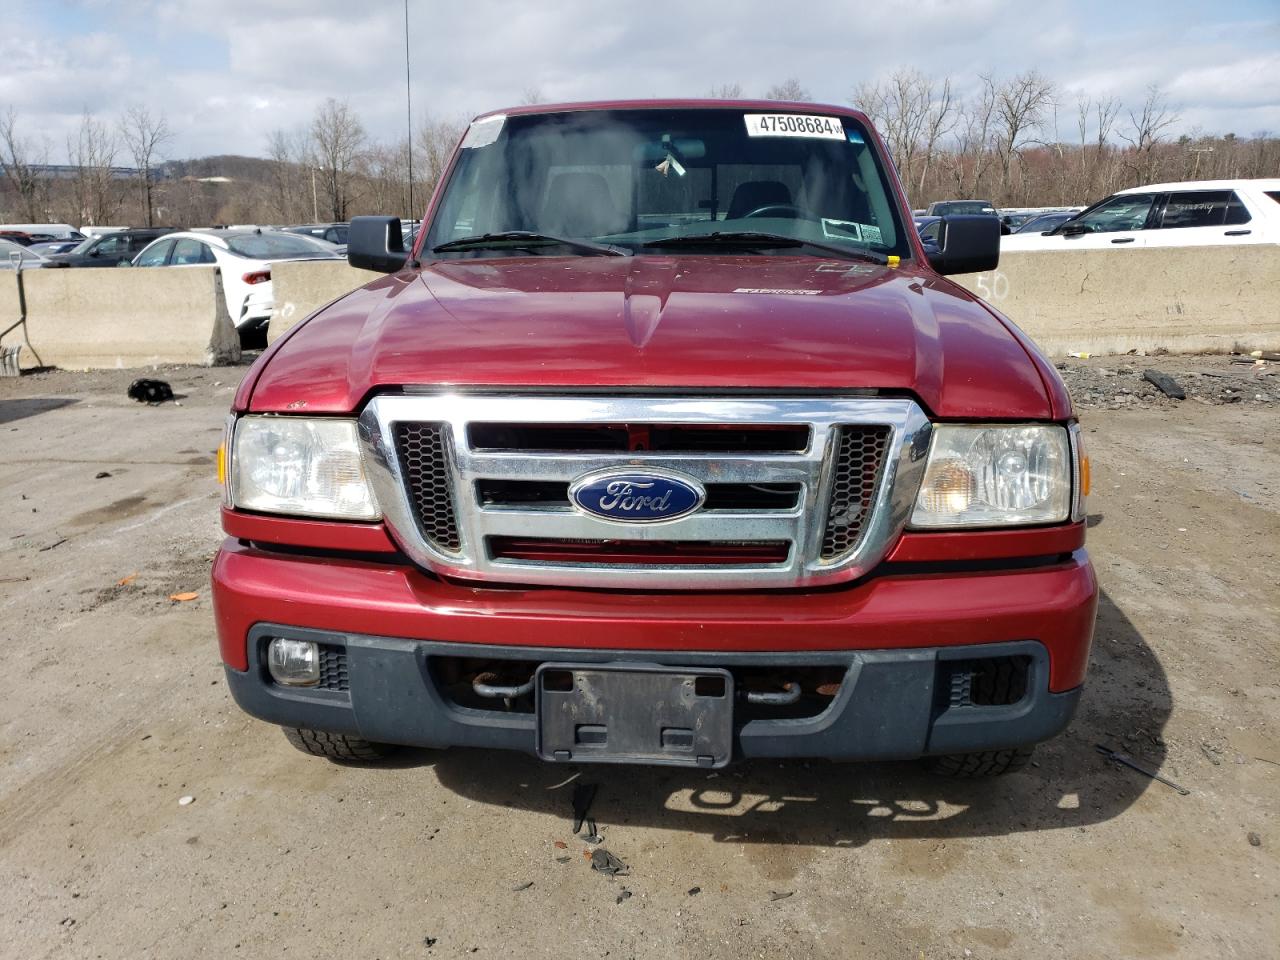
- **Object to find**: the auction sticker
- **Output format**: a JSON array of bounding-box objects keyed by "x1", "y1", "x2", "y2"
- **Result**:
[{"x1": 744, "y1": 114, "x2": 844, "y2": 140}]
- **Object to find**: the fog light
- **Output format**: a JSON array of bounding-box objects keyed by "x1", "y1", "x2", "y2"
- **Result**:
[{"x1": 267, "y1": 638, "x2": 320, "y2": 686}]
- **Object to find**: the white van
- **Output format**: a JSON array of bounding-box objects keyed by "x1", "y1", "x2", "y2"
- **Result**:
[{"x1": 0, "y1": 223, "x2": 85, "y2": 241}]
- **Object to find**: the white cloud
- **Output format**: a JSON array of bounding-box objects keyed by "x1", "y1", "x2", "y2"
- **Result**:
[{"x1": 2, "y1": 0, "x2": 1277, "y2": 161}]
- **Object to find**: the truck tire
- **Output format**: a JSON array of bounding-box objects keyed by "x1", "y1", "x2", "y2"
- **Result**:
[
  {"x1": 282, "y1": 727, "x2": 395, "y2": 762},
  {"x1": 924, "y1": 747, "x2": 1034, "y2": 778}
]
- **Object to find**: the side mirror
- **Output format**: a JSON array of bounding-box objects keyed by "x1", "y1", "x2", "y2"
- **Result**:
[
  {"x1": 348, "y1": 216, "x2": 408, "y2": 273},
  {"x1": 926, "y1": 215, "x2": 1000, "y2": 276}
]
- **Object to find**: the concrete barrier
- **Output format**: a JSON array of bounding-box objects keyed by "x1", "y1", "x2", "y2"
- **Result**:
[
  {"x1": 0, "y1": 266, "x2": 240, "y2": 370},
  {"x1": 267, "y1": 260, "x2": 380, "y2": 343},
  {"x1": 956, "y1": 246, "x2": 1280, "y2": 356}
]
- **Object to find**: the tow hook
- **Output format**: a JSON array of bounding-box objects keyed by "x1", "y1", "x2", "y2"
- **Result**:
[
  {"x1": 743, "y1": 682, "x2": 802, "y2": 706},
  {"x1": 471, "y1": 672, "x2": 536, "y2": 700}
]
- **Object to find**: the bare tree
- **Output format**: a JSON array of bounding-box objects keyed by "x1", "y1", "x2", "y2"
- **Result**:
[
  {"x1": 520, "y1": 87, "x2": 545, "y2": 106},
  {"x1": 0, "y1": 108, "x2": 49, "y2": 221},
  {"x1": 414, "y1": 117, "x2": 466, "y2": 199},
  {"x1": 855, "y1": 69, "x2": 954, "y2": 196},
  {"x1": 67, "y1": 110, "x2": 120, "y2": 226},
  {"x1": 266, "y1": 127, "x2": 314, "y2": 222},
  {"x1": 988, "y1": 71, "x2": 1056, "y2": 197},
  {"x1": 708, "y1": 82, "x2": 744, "y2": 99},
  {"x1": 118, "y1": 106, "x2": 172, "y2": 226},
  {"x1": 1119, "y1": 85, "x2": 1179, "y2": 186},
  {"x1": 764, "y1": 78, "x2": 810, "y2": 101},
  {"x1": 310, "y1": 98, "x2": 366, "y2": 221}
]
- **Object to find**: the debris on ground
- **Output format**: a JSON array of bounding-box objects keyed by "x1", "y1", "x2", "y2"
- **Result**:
[
  {"x1": 571, "y1": 782, "x2": 597, "y2": 834},
  {"x1": 1247, "y1": 832, "x2": 1262, "y2": 847},
  {"x1": 769, "y1": 890, "x2": 794, "y2": 902},
  {"x1": 510, "y1": 881, "x2": 533, "y2": 892},
  {"x1": 169, "y1": 591, "x2": 199, "y2": 602},
  {"x1": 178, "y1": 796, "x2": 194, "y2": 806},
  {"x1": 423, "y1": 936, "x2": 437, "y2": 948},
  {"x1": 94, "y1": 471, "x2": 112, "y2": 479},
  {"x1": 117, "y1": 573, "x2": 137, "y2": 587},
  {"x1": 127, "y1": 378, "x2": 175, "y2": 404},
  {"x1": 554, "y1": 856, "x2": 572, "y2": 864},
  {"x1": 38, "y1": 538, "x2": 67, "y2": 552},
  {"x1": 615, "y1": 888, "x2": 632, "y2": 905},
  {"x1": 553, "y1": 840, "x2": 567, "y2": 849},
  {"x1": 687, "y1": 886, "x2": 701, "y2": 896},
  {"x1": 589, "y1": 849, "x2": 629, "y2": 877},
  {"x1": 1143, "y1": 369, "x2": 1186, "y2": 400},
  {"x1": 582, "y1": 819, "x2": 603, "y2": 844},
  {"x1": 1053, "y1": 355, "x2": 1279, "y2": 409},
  {"x1": 1096, "y1": 744, "x2": 1190, "y2": 795}
]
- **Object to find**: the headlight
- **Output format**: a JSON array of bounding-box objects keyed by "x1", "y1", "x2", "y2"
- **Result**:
[
  {"x1": 230, "y1": 416, "x2": 380, "y2": 520},
  {"x1": 911, "y1": 424, "x2": 1071, "y2": 527}
]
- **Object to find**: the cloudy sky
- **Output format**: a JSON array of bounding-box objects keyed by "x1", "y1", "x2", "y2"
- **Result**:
[{"x1": 3, "y1": 0, "x2": 1278, "y2": 160}]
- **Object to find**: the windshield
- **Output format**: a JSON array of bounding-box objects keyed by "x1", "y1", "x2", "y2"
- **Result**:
[
  {"x1": 224, "y1": 232, "x2": 337, "y2": 259},
  {"x1": 425, "y1": 108, "x2": 910, "y2": 260}
]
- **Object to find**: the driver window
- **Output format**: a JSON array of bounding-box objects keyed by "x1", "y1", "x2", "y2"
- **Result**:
[
  {"x1": 172, "y1": 239, "x2": 212, "y2": 265},
  {"x1": 135, "y1": 239, "x2": 174, "y2": 267},
  {"x1": 94, "y1": 234, "x2": 128, "y2": 255},
  {"x1": 1074, "y1": 194, "x2": 1156, "y2": 233}
]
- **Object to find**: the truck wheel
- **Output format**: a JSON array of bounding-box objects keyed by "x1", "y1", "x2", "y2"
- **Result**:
[
  {"x1": 924, "y1": 747, "x2": 1034, "y2": 778},
  {"x1": 282, "y1": 727, "x2": 395, "y2": 762}
]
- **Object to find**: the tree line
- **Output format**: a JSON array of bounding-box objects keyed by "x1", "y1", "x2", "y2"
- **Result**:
[{"x1": 2, "y1": 74, "x2": 1277, "y2": 229}]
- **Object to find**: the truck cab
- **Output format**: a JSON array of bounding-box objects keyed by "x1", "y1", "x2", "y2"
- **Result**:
[{"x1": 215, "y1": 101, "x2": 1095, "y2": 774}]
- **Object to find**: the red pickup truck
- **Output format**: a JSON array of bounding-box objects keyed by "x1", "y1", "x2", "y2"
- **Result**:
[{"x1": 214, "y1": 100, "x2": 1096, "y2": 776}]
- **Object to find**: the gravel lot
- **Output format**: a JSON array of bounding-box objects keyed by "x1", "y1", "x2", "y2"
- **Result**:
[{"x1": 1, "y1": 358, "x2": 1276, "y2": 959}]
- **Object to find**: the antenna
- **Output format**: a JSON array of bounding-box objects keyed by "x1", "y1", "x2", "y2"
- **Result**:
[{"x1": 404, "y1": 0, "x2": 414, "y2": 222}]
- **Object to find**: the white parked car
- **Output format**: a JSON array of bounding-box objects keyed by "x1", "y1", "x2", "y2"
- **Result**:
[
  {"x1": 1000, "y1": 179, "x2": 1280, "y2": 251},
  {"x1": 130, "y1": 229, "x2": 341, "y2": 331},
  {"x1": 0, "y1": 238, "x2": 51, "y2": 268}
]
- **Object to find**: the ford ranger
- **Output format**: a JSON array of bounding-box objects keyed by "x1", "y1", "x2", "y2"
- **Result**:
[{"x1": 214, "y1": 100, "x2": 1096, "y2": 775}]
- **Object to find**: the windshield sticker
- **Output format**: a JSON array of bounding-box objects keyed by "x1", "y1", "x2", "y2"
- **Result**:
[
  {"x1": 821, "y1": 219, "x2": 863, "y2": 241},
  {"x1": 744, "y1": 114, "x2": 845, "y2": 140},
  {"x1": 733, "y1": 288, "x2": 821, "y2": 295},
  {"x1": 461, "y1": 114, "x2": 505, "y2": 149}
]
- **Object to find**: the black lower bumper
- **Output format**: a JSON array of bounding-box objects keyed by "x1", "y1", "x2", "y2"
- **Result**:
[{"x1": 225, "y1": 624, "x2": 1081, "y2": 764}]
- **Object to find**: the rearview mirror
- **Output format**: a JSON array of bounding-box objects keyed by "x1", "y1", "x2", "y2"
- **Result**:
[
  {"x1": 926, "y1": 215, "x2": 1000, "y2": 276},
  {"x1": 348, "y1": 216, "x2": 408, "y2": 273}
]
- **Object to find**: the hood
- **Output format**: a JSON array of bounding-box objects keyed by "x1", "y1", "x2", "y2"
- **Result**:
[{"x1": 244, "y1": 255, "x2": 1062, "y2": 419}]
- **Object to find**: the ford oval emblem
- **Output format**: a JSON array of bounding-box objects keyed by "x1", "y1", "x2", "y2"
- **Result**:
[{"x1": 568, "y1": 469, "x2": 705, "y2": 524}]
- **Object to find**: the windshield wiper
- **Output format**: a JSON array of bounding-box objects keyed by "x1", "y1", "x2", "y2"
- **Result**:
[
  {"x1": 641, "y1": 231, "x2": 889, "y2": 264},
  {"x1": 432, "y1": 231, "x2": 627, "y2": 257}
]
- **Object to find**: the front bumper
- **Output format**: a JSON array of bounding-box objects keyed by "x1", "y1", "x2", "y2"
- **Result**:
[
  {"x1": 214, "y1": 542, "x2": 1096, "y2": 763},
  {"x1": 225, "y1": 626, "x2": 1080, "y2": 762}
]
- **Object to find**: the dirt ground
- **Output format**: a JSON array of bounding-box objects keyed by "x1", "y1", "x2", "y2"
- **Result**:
[{"x1": 1, "y1": 357, "x2": 1276, "y2": 960}]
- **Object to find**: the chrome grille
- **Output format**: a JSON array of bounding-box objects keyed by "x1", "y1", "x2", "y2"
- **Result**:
[
  {"x1": 820, "y1": 425, "x2": 893, "y2": 559},
  {"x1": 360, "y1": 395, "x2": 931, "y2": 590},
  {"x1": 394, "y1": 422, "x2": 461, "y2": 552}
]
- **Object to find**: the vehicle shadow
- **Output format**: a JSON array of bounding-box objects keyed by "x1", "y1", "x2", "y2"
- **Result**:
[{"x1": 414, "y1": 588, "x2": 1170, "y2": 847}]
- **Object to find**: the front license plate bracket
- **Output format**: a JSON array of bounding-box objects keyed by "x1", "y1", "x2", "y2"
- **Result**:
[{"x1": 535, "y1": 663, "x2": 734, "y2": 768}]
